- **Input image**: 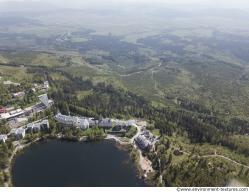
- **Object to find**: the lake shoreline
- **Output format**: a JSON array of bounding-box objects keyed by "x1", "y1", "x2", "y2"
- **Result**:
[
  {"x1": 105, "y1": 134, "x2": 154, "y2": 181},
  {"x1": 6, "y1": 134, "x2": 153, "y2": 187}
]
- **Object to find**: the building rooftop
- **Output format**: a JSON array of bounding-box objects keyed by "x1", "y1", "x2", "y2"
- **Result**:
[
  {"x1": 0, "y1": 134, "x2": 7, "y2": 140},
  {"x1": 17, "y1": 128, "x2": 26, "y2": 134},
  {"x1": 0, "y1": 109, "x2": 24, "y2": 120},
  {"x1": 10, "y1": 128, "x2": 25, "y2": 135},
  {"x1": 55, "y1": 113, "x2": 75, "y2": 123},
  {"x1": 55, "y1": 113, "x2": 89, "y2": 129},
  {"x1": 135, "y1": 135, "x2": 151, "y2": 150},
  {"x1": 3, "y1": 81, "x2": 20, "y2": 86},
  {"x1": 38, "y1": 94, "x2": 50, "y2": 108}
]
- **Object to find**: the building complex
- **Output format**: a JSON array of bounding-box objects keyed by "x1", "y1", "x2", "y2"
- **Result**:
[
  {"x1": 0, "y1": 94, "x2": 53, "y2": 121},
  {"x1": 54, "y1": 113, "x2": 136, "y2": 130},
  {"x1": 54, "y1": 113, "x2": 89, "y2": 130},
  {"x1": 135, "y1": 130, "x2": 158, "y2": 151},
  {"x1": 27, "y1": 120, "x2": 50, "y2": 133},
  {"x1": 9, "y1": 128, "x2": 26, "y2": 140}
]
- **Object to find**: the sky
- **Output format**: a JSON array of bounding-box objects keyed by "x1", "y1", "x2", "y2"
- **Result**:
[{"x1": 0, "y1": 0, "x2": 249, "y2": 9}]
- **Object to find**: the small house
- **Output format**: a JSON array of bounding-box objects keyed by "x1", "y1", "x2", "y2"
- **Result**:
[{"x1": 0, "y1": 135, "x2": 8, "y2": 143}]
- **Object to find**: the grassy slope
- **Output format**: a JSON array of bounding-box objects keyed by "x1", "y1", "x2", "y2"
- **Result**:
[{"x1": 2, "y1": 48, "x2": 249, "y2": 120}]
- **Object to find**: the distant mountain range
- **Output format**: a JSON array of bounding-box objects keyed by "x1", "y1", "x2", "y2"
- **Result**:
[
  {"x1": 0, "y1": 1, "x2": 60, "y2": 13},
  {"x1": 1, "y1": 0, "x2": 249, "y2": 21}
]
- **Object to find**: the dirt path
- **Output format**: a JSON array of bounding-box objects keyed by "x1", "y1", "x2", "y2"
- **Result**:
[
  {"x1": 178, "y1": 149, "x2": 249, "y2": 169},
  {"x1": 227, "y1": 179, "x2": 247, "y2": 187},
  {"x1": 149, "y1": 63, "x2": 166, "y2": 97},
  {"x1": 201, "y1": 154, "x2": 249, "y2": 169},
  {"x1": 136, "y1": 145, "x2": 154, "y2": 176},
  {"x1": 118, "y1": 62, "x2": 162, "y2": 77},
  {"x1": 119, "y1": 70, "x2": 145, "y2": 77}
]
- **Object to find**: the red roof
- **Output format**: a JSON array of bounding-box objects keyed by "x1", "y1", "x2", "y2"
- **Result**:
[{"x1": 0, "y1": 107, "x2": 6, "y2": 113}]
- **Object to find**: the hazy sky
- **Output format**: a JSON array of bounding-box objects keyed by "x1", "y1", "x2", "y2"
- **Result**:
[{"x1": 1, "y1": 0, "x2": 249, "y2": 9}]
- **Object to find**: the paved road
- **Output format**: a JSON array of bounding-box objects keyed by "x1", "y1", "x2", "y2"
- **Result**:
[{"x1": 130, "y1": 123, "x2": 143, "y2": 144}]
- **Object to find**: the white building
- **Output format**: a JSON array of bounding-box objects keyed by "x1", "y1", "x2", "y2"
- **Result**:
[
  {"x1": 12, "y1": 92, "x2": 25, "y2": 98},
  {"x1": 9, "y1": 109, "x2": 23, "y2": 115},
  {"x1": 16, "y1": 128, "x2": 26, "y2": 139},
  {"x1": 0, "y1": 135, "x2": 8, "y2": 143},
  {"x1": 38, "y1": 94, "x2": 50, "y2": 108},
  {"x1": 98, "y1": 118, "x2": 115, "y2": 128},
  {"x1": 54, "y1": 113, "x2": 135, "y2": 130},
  {"x1": 74, "y1": 117, "x2": 89, "y2": 130},
  {"x1": 0, "y1": 108, "x2": 25, "y2": 120},
  {"x1": 127, "y1": 120, "x2": 136, "y2": 127},
  {"x1": 114, "y1": 119, "x2": 136, "y2": 128},
  {"x1": 27, "y1": 119, "x2": 50, "y2": 133},
  {"x1": 3, "y1": 81, "x2": 20, "y2": 86},
  {"x1": 0, "y1": 113, "x2": 10, "y2": 120},
  {"x1": 55, "y1": 113, "x2": 75, "y2": 126},
  {"x1": 55, "y1": 113, "x2": 89, "y2": 130},
  {"x1": 10, "y1": 128, "x2": 26, "y2": 140},
  {"x1": 44, "y1": 81, "x2": 49, "y2": 89},
  {"x1": 88, "y1": 118, "x2": 98, "y2": 127},
  {"x1": 27, "y1": 123, "x2": 40, "y2": 133}
]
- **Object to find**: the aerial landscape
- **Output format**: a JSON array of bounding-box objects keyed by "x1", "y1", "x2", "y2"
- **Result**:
[{"x1": 0, "y1": 0, "x2": 249, "y2": 188}]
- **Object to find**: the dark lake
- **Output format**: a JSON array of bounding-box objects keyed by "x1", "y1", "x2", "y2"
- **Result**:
[{"x1": 12, "y1": 140, "x2": 147, "y2": 187}]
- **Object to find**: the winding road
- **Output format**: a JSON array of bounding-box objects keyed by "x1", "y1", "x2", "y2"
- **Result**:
[
  {"x1": 201, "y1": 154, "x2": 249, "y2": 169},
  {"x1": 178, "y1": 149, "x2": 249, "y2": 169}
]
